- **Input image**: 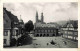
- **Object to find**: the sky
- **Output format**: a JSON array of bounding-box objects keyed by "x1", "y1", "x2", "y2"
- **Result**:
[{"x1": 3, "y1": 2, "x2": 78, "y2": 23}]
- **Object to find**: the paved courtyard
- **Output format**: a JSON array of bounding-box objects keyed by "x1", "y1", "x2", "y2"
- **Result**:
[{"x1": 14, "y1": 36, "x2": 78, "y2": 48}]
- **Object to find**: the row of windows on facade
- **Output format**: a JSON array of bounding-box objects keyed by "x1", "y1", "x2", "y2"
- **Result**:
[
  {"x1": 61, "y1": 28, "x2": 77, "y2": 31},
  {"x1": 63, "y1": 35, "x2": 78, "y2": 40},
  {"x1": 4, "y1": 30, "x2": 23, "y2": 36},
  {"x1": 4, "y1": 31, "x2": 8, "y2": 36},
  {"x1": 36, "y1": 25, "x2": 56, "y2": 27},
  {"x1": 63, "y1": 31, "x2": 78, "y2": 35},
  {"x1": 35, "y1": 33, "x2": 56, "y2": 37},
  {"x1": 35, "y1": 30, "x2": 56, "y2": 33}
]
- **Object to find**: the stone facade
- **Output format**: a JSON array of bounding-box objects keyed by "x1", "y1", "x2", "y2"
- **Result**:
[
  {"x1": 3, "y1": 8, "x2": 24, "y2": 46},
  {"x1": 34, "y1": 27, "x2": 58, "y2": 37},
  {"x1": 3, "y1": 8, "x2": 11, "y2": 46},
  {"x1": 34, "y1": 11, "x2": 58, "y2": 37},
  {"x1": 61, "y1": 20, "x2": 78, "y2": 40}
]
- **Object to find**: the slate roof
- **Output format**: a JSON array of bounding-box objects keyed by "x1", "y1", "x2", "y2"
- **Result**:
[
  {"x1": 35, "y1": 27, "x2": 57, "y2": 30},
  {"x1": 3, "y1": 8, "x2": 19, "y2": 22},
  {"x1": 62, "y1": 20, "x2": 78, "y2": 29},
  {"x1": 3, "y1": 8, "x2": 11, "y2": 29}
]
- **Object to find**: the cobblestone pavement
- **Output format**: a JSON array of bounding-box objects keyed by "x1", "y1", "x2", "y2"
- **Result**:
[{"x1": 13, "y1": 36, "x2": 78, "y2": 48}]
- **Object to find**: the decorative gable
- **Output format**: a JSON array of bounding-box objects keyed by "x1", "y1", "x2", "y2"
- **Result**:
[{"x1": 67, "y1": 23, "x2": 73, "y2": 28}]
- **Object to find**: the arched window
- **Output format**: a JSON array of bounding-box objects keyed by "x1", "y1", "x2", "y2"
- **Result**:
[{"x1": 47, "y1": 34, "x2": 49, "y2": 36}]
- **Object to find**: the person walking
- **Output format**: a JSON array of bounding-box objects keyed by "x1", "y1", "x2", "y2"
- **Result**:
[{"x1": 47, "y1": 43, "x2": 49, "y2": 45}]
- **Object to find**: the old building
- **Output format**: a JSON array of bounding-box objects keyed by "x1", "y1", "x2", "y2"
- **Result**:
[
  {"x1": 4, "y1": 8, "x2": 20, "y2": 40},
  {"x1": 34, "y1": 27, "x2": 58, "y2": 37},
  {"x1": 61, "y1": 20, "x2": 78, "y2": 40},
  {"x1": 18, "y1": 15, "x2": 24, "y2": 36},
  {"x1": 3, "y1": 8, "x2": 11, "y2": 46},
  {"x1": 34, "y1": 11, "x2": 58, "y2": 37},
  {"x1": 3, "y1": 8, "x2": 24, "y2": 46}
]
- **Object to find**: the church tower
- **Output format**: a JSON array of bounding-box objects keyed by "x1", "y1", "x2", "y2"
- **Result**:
[
  {"x1": 41, "y1": 12, "x2": 44, "y2": 23},
  {"x1": 19, "y1": 15, "x2": 24, "y2": 26},
  {"x1": 36, "y1": 11, "x2": 38, "y2": 23}
]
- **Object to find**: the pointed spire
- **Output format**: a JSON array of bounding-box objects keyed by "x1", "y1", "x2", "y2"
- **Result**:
[
  {"x1": 36, "y1": 11, "x2": 38, "y2": 17},
  {"x1": 41, "y1": 12, "x2": 44, "y2": 23},
  {"x1": 41, "y1": 12, "x2": 43, "y2": 17},
  {"x1": 36, "y1": 11, "x2": 38, "y2": 23},
  {"x1": 20, "y1": 15, "x2": 21, "y2": 20},
  {"x1": 19, "y1": 15, "x2": 23, "y2": 22}
]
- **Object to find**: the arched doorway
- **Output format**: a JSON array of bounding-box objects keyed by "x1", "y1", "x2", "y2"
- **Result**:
[
  {"x1": 52, "y1": 34, "x2": 55, "y2": 36},
  {"x1": 36, "y1": 34, "x2": 39, "y2": 37},
  {"x1": 40, "y1": 34, "x2": 42, "y2": 37},
  {"x1": 47, "y1": 34, "x2": 49, "y2": 37},
  {"x1": 43, "y1": 34, "x2": 45, "y2": 37}
]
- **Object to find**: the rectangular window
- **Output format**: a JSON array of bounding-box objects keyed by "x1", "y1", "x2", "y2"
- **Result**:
[
  {"x1": 16, "y1": 30, "x2": 18, "y2": 36},
  {"x1": 45, "y1": 30, "x2": 47, "y2": 33},
  {"x1": 21, "y1": 30, "x2": 23, "y2": 34},
  {"x1": 48, "y1": 30, "x2": 50, "y2": 32},
  {"x1": 51, "y1": 30, "x2": 53, "y2": 32},
  {"x1": 4, "y1": 39, "x2": 7, "y2": 44},
  {"x1": 68, "y1": 36, "x2": 72, "y2": 39},
  {"x1": 37, "y1": 30, "x2": 40, "y2": 33},
  {"x1": 65, "y1": 31, "x2": 67, "y2": 34},
  {"x1": 68, "y1": 32, "x2": 73, "y2": 34},
  {"x1": 4, "y1": 31, "x2": 8, "y2": 36},
  {"x1": 41, "y1": 30, "x2": 44, "y2": 32},
  {"x1": 35, "y1": 30, "x2": 37, "y2": 32},
  {"x1": 69, "y1": 28, "x2": 74, "y2": 30},
  {"x1": 39, "y1": 30, "x2": 40, "y2": 32},
  {"x1": 75, "y1": 32, "x2": 78, "y2": 35},
  {"x1": 76, "y1": 37, "x2": 78, "y2": 40},
  {"x1": 12, "y1": 30, "x2": 15, "y2": 36},
  {"x1": 54, "y1": 30, "x2": 56, "y2": 33}
]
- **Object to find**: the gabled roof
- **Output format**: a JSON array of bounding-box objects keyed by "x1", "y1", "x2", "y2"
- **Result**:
[
  {"x1": 3, "y1": 8, "x2": 19, "y2": 23},
  {"x1": 3, "y1": 8, "x2": 11, "y2": 29},
  {"x1": 62, "y1": 20, "x2": 78, "y2": 28}
]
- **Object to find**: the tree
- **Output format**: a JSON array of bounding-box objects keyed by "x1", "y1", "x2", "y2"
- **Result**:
[
  {"x1": 10, "y1": 38, "x2": 16, "y2": 46},
  {"x1": 17, "y1": 34, "x2": 33, "y2": 46},
  {"x1": 24, "y1": 20, "x2": 34, "y2": 32},
  {"x1": 17, "y1": 20, "x2": 34, "y2": 46}
]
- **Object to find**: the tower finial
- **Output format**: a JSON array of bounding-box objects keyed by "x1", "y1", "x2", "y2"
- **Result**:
[
  {"x1": 36, "y1": 11, "x2": 38, "y2": 17},
  {"x1": 41, "y1": 12, "x2": 44, "y2": 23},
  {"x1": 69, "y1": 17, "x2": 70, "y2": 20},
  {"x1": 36, "y1": 11, "x2": 38, "y2": 23},
  {"x1": 20, "y1": 15, "x2": 21, "y2": 20}
]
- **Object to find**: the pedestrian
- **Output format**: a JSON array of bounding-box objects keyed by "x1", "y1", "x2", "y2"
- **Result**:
[
  {"x1": 63, "y1": 41, "x2": 67, "y2": 45},
  {"x1": 64, "y1": 41, "x2": 67, "y2": 45},
  {"x1": 47, "y1": 43, "x2": 49, "y2": 45}
]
